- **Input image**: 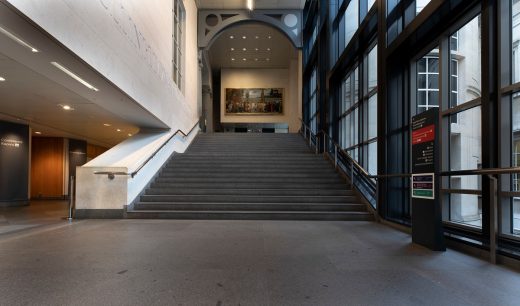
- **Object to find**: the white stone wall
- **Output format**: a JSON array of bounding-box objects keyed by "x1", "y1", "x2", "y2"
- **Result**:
[{"x1": 7, "y1": 0, "x2": 200, "y2": 131}]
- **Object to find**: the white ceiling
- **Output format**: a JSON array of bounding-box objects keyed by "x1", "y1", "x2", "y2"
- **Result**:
[
  {"x1": 196, "y1": 0, "x2": 306, "y2": 10},
  {"x1": 0, "y1": 3, "x2": 168, "y2": 147},
  {"x1": 209, "y1": 22, "x2": 298, "y2": 69}
]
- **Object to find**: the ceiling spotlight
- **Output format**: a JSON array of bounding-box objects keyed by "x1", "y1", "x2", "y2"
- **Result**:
[
  {"x1": 103, "y1": 123, "x2": 111, "y2": 127},
  {"x1": 116, "y1": 129, "x2": 122, "y2": 132},
  {"x1": 0, "y1": 25, "x2": 39, "y2": 53},
  {"x1": 255, "y1": 48, "x2": 259, "y2": 51},
  {"x1": 51, "y1": 62, "x2": 99, "y2": 92},
  {"x1": 242, "y1": 58, "x2": 247, "y2": 61},
  {"x1": 128, "y1": 133, "x2": 132, "y2": 137},
  {"x1": 247, "y1": 0, "x2": 254, "y2": 11},
  {"x1": 255, "y1": 36, "x2": 259, "y2": 39},
  {"x1": 243, "y1": 48, "x2": 247, "y2": 51},
  {"x1": 230, "y1": 47, "x2": 235, "y2": 51},
  {"x1": 0, "y1": 77, "x2": 5, "y2": 82},
  {"x1": 229, "y1": 35, "x2": 234, "y2": 39},
  {"x1": 242, "y1": 35, "x2": 247, "y2": 39},
  {"x1": 267, "y1": 48, "x2": 271, "y2": 51},
  {"x1": 59, "y1": 104, "x2": 74, "y2": 111},
  {"x1": 266, "y1": 58, "x2": 270, "y2": 61},
  {"x1": 268, "y1": 35, "x2": 272, "y2": 39},
  {"x1": 231, "y1": 58, "x2": 235, "y2": 61},
  {"x1": 255, "y1": 58, "x2": 258, "y2": 61},
  {"x1": 34, "y1": 131, "x2": 42, "y2": 135}
]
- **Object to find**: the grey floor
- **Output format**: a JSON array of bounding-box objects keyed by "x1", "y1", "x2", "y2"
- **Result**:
[{"x1": 0, "y1": 215, "x2": 519, "y2": 306}]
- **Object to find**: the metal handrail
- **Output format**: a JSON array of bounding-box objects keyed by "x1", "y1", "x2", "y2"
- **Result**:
[
  {"x1": 440, "y1": 167, "x2": 520, "y2": 176},
  {"x1": 94, "y1": 120, "x2": 200, "y2": 179}
]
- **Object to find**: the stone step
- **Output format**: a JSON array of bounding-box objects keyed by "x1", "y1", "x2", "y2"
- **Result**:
[
  {"x1": 139, "y1": 194, "x2": 358, "y2": 203},
  {"x1": 157, "y1": 172, "x2": 340, "y2": 179},
  {"x1": 149, "y1": 182, "x2": 348, "y2": 189},
  {"x1": 133, "y1": 202, "x2": 366, "y2": 212},
  {"x1": 126, "y1": 210, "x2": 374, "y2": 221},
  {"x1": 144, "y1": 188, "x2": 354, "y2": 196},
  {"x1": 152, "y1": 177, "x2": 344, "y2": 184}
]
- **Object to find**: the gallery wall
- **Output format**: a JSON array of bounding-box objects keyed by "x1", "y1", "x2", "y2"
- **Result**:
[
  {"x1": 220, "y1": 58, "x2": 301, "y2": 132},
  {"x1": 0, "y1": 121, "x2": 29, "y2": 206}
]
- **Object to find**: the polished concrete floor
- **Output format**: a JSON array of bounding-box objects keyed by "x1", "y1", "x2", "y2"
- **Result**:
[
  {"x1": 0, "y1": 218, "x2": 519, "y2": 306},
  {"x1": 0, "y1": 200, "x2": 69, "y2": 235}
]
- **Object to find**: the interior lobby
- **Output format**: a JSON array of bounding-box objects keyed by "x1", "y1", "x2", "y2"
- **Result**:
[{"x1": 0, "y1": 0, "x2": 519, "y2": 305}]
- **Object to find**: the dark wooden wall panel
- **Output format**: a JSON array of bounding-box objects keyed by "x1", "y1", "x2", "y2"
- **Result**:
[{"x1": 31, "y1": 137, "x2": 64, "y2": 198}]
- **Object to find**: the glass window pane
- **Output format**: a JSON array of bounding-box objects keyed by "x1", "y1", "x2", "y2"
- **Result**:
[
  {"x1": 368, "y1": 46, "x2": 378, "y2": 92},
  {"x1": 416, "y1": 0, "x2": 431, "y2": 14},
  {"x1": 451, "y1": 15, "x2": 481, "y2": 104},
  {"x1": 416, "y1": 49, "x2": 439, "y2": 113},
  {"x1": 354, "y1": 67, "x2": 359, "y2": 102},
  {"x1": 512, "y1": 0, "x2": 520, "y2": 84},
  {"x1": 514, "y1": 198, "x2": 520, "y2": 235},
  {"x1": 449, "y1": 106, "x2": 481, "y2": 171},
  {"x1": 368, "y1": 141, "x2": 377, "y2": 175},
  {"x1": 449, "y1": 192, "x2": 481, "y2": 228},
  {"x1": 368, "y1": 94, "x2": 377, "y2": 139},
  {"x1": 368, "y1": 0, "x2": 376, "y2": 10},
  {"x1": 345, "y1": 0, "x2": 359, "y2": 47}
]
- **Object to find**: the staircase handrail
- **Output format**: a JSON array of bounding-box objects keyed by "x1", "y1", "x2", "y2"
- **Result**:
[{"x1": 94, "y1": 120, "x2": 200, "y2": 179}]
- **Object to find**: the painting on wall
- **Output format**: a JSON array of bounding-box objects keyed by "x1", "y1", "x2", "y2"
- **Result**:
[{"x1": 225, "y1": 88, "x2": 284, "y2": 115}]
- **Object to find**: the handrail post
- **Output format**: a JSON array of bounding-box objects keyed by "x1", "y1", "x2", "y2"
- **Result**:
[
  {"x1": 68, "y1": 176, "x2": 75, "y2": 221},
  {"x1": 488, "y1": 174, "x2": 498, "y2": 264},
  {"x1": 322, "y1": 132, "x2": 326, "y2": 155},
  {"x1": 350, "y1": 158, "x2": 354, "y2": 189}
]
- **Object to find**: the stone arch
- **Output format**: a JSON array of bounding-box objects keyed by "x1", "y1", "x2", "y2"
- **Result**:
[{"x1": 198, "y1": 10, "x2": 302, "y2": 49}]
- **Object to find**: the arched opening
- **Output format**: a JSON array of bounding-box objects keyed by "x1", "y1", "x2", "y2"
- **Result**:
[{"x1": 201, "y1": 21, "x2": 302, "y2": 133}]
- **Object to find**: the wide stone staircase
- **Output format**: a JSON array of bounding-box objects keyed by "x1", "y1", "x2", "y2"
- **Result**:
[{"x1": 126, "y1": 133, "x2": 374, "y2": 220}]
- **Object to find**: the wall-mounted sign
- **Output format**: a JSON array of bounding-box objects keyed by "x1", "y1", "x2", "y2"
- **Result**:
[
  {"x1": 0, "y1": 138, "x2": 23, "y2": 148},
  {"x1": 225, "y1": 88, "x2": 283, "y2": 115},
  {"x1": 412, "y1": 173, "x2": 435, "y2": 199}
]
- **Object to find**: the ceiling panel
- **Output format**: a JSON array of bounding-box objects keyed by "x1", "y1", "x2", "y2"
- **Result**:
[{"x1": 209, "y1": 23, "x2": 297, "y2": 69}]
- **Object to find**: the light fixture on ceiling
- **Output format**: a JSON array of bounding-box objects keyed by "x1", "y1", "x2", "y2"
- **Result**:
[
  {"x1": 242, "y1": 35, "x2": 247, "y2": 39},
  {"x1": 128, "y1": 133, "x2": 132, "y2": 137},
  {"x1": 255, "y1": 48, "x2": 259, "y2": 51},
  {"x1": 231, "y1": 58, "x2": 235, "y2": 61},
  {"x1": 230, "y1": 47, "x2": 235, "y2": 51},
  {"x1": 267, "y1": 48, "x2": 271, "y2": 51},
  {"x1": 255, "y1": 36, "x2": 259, "y2": 39},
  {"x1": 116, "y1": 129, "x2": 122, "y2": 132},
  {"x1": 268, "y1": 35, "x2": 272, "y2": 39},
  {"x1": 59, "y1": 104, "x2": 74, "y2": 111},
  {"x1": 230, "y1": 35, "x2": 234, "y2": 39},
  {"x1": 0, "y1": 25, "x2": 39, "y2": 53},
  {"x1": 103, "y1": 123, "x2": 111, "y2": 127},
  {"x1": 242, "y1": 58, "x2": 247, "y2": 61},
  {"x1": 51, "y1": 62, "x2": 99, "y2": 92},
  {"x1": 243, "y1": 48, "x2": 247, "y2": 51},
  {"x1": 266, "y1": 58, "x2": 270, "y2": 61},
  {"x1": 255, "y1": 58, "x2": 258, "y2": 61},
  {"x1": 0, "y1": 76, "x2": 5, "y2": 82},
  {"x1": 34, "y1": 131, "x2": 42, "y2": 135},
  {"x1": 247, "y1": 0, "x2": 254, "y2": 11}
]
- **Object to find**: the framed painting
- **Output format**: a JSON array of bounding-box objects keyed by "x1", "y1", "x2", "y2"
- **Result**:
[{"x1": 225, "y1": 88, "x2": 283, "y2": 115}]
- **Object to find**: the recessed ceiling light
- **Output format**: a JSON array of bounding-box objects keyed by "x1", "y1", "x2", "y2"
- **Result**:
[
  {"x1": 243, "y1": 48, "x2": 247, "y2": 51},
  {"x1": 255, "y1": 58, "x2": 258, "y2": 61},
  {"x1": 34, "y1": 131, "x2": 42, "y2": 135},
  {"x1": 255, "y1": 36, "x2": 259, "y2": 39},
  {"x1": 268, "y1": 35, "x2": 272, "y2": 39},
  {"x1": 103, "y1": 123, "x2": 111, "y2": 127},
  {"x1": 242, "y1": 58, "x2": 247, "y2": 61},
  {"x1": 128, "y1": 133, "x2": 132, "y2": 137},
  {"x1": 266, "y1": 58, "x2": 270, "y2": 61},
  {"x1": 0, "y1": 77, "x2": 5, "y2": 82},
  {"x1": 59, "y1": 104, "x2": 74, "y2": 111},
  {"x1": 51, "y1": 62, "x2": 99, "y2": 92},
  {"x1": 116, "y1": 129, "x2": 122, "y2": 132},
  {"x1": 242, "y1": 36, "x2": 247, "y2": 39},
  {"x1": 255, "y1": 48, "x2": 259, "y2": 51},
  {"x1": 230, "y1": 47, "x2": 235, "y2": 51},
  {"x1": 0, "y1": 25, "x2": 39, "y2": 53},
  {"x1": 231, "y1": 58, "x2": 235, "y2": 61},
  {"x1": 229, "y1": 35, "x2": 234, "y2": 39},
  {"x1": 267, "y1": 48, "x2": 271, "y2": 51}
]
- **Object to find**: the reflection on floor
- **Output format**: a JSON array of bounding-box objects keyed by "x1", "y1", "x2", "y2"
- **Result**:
[
  {"x1": 0, "y1": 219, "x2": 518, "y2": 305},
  {"x1": 0, "y1": 200, "x2": 69, "y2": 235}
]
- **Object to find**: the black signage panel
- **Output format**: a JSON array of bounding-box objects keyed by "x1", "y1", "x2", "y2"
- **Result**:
[
  {"x1": 0, "y1": 121, "x2": 29, "y2": 206},
  {"x1": 410, "y1": 108, "x2": 445, "y2": 251}
]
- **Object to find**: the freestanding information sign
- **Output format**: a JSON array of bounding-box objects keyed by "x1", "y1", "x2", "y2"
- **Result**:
[{"x1": 411, "y1": 108, "x2": 445, "y2": 251}]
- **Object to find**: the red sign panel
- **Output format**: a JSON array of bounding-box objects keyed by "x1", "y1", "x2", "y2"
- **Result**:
[{"x1": 412, "y1": 124, "x2": 435, "y2": 145}]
